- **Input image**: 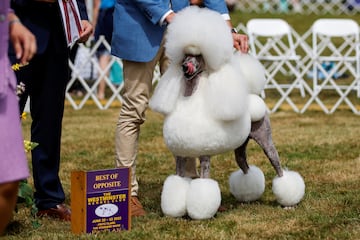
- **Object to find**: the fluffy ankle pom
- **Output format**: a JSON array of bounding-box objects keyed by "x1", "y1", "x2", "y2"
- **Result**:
[
  {"x1": 272, "y1": 170, "x2": 305, "y2": 207},
  {"x1": 186, "y1": 178, "x2": 221, "y2": 220},
  {"x1": 161, "y1": 175, "x2": 191, "y2": 217},
  {"x1": 229, "y1": 165, "x2": 265, "y2": 202}
]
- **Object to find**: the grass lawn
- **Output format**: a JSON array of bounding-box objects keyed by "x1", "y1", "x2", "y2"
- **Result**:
[
  {"x1": 5, "y1": 101, "x2": 359, "y2": 240},
  {"x1": 4, "y1": 11, "x2": 360, "y2": 240}
]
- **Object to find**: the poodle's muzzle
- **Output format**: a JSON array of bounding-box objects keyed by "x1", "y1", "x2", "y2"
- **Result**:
[
  {"x1": 182, "y1": 55, "x2": 204, "y2": 80},
  {"x1": 182, "y1": 55, "x2": 204, "y2": 97}
]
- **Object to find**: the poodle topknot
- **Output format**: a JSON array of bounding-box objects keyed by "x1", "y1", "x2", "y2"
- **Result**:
[{"x1": 165, "y1": 6, "x2": 234, "y2": 71}]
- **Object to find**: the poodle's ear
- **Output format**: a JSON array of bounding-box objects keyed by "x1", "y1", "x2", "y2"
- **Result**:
[
  {"x1": 203, "y1": 63, "x2": 249, "y2": 121},
  {"x1": 149, "y1": 66, "x2": 183, "y2": 115}
]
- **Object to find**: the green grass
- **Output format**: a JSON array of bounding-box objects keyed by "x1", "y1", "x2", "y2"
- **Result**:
[
  {"x1": 4, "y1": 11, "x2": 360, "y2": 240},
  {"x1": 5, "y1": 101, "x2": 359, "y2": 240}
]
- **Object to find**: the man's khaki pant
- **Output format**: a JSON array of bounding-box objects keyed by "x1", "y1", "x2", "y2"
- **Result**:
[{"x1": 115, "y1": 41, "x2": 198, "y2": 197}]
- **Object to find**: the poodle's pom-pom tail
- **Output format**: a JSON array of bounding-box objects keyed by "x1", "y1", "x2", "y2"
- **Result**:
[
  {"x1": 248, "y1": 94, "x2": 267, "y2": 122},
  {"x1": 229, "y1": 165, "x2": 265, "y2": 202},
  {"x1": 272, "y1": 170, "x2": 305, "y2": 207},
  {"x1": 186, "y1": 178, "x2": 221, "y2": 220},
  {"x1": 161, "y1": 175, "x2": 191, "y2": 217}
]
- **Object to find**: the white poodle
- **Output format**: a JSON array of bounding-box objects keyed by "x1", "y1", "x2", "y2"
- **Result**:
[{"x1": 149, "y1": 6, "x2": 305, "y2": 220}]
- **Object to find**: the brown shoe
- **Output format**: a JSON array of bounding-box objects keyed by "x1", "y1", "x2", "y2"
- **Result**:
[
  {"x1": 130, "y1": 197, "x2": 146, "y2": 217},
  {"x1": 218, "y1": 205, "x2": 227, "y2": 212},
  {"x1": 36, "y1": 203, "x2": 71, "y2": 221}
]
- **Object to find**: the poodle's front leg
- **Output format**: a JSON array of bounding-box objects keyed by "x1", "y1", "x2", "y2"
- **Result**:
[
  {"x1": 250, "y1": 114, "x2": 283, "y2": 177},
  {"x1": 176, "y1": 156, "x2": 198, "y2": 177},
  {"x1": 175, "y1": 156, "x2": 187, "y2": 177},
  {"x1": 199, "y1": 155, "x2": 210, "y2": 178}
]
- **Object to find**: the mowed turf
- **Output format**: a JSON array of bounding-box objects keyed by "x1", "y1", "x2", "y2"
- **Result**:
[
  {"x1": 7, "y1": 101, "x2": 358, "y2": 240},
  {"x1": 5, "y1": 11, "x2": 360, "y2": 240}
]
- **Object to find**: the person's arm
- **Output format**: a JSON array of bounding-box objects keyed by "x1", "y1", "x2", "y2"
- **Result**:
[
  {"x1": 92, "y1": 0, "x2": 101, "y2": 32},
  {"x1": 202, "y1": 0, "x2": 248, "y2": 53},
  {"x1": 225, "y1": 20, "x2": 248, "y2": 53},
  {"x1": 78, "y1": 20, "x2": 93, "y2": 43},
  {"x1": 133, "y1": 0, "x2": 171, "y2": 25},
  {"x1": 8, "y1": 12, "x2": 36, "y2": 64},
  {"x1": 76, "y1": 0, "x2": 93, "y2": 43}
]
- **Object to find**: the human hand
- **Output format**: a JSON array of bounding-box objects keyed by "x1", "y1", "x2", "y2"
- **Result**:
[
  {"x1": 165, "y1": 12, "x2": 176, "y2": 24},
  {"x1": 232, "y1": 33, "x2": 249, "y2": 53},
  {"x1": 189, "y1": 0, "x2": 203, "y2": 5},
  {"x1": 9, "y1": 16, "x2": 37, "y2": 64},
  {"x1": 78, "y1": 20, "x2": 93, "y2": 43}
]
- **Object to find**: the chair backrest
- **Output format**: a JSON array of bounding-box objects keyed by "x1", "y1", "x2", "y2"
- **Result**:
[
  {"x1": 246, "y1": 18, "x2": 296, "y2": 58},
  {"x1": 247, "y1": 18, "x2": 291, "y2": 37},
  {"x1": 310, "y1": 19, "x2": 360, "y2": 114},
  {"x1": 312, "y1": 19, "x2": 359, "y2": 37},
  {"x1": 312, "y1": 18, "x2": 360, "y2": 58}
]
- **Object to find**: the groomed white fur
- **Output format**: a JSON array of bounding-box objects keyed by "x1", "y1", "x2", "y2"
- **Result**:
[
  {"x1": 161, "y1": 175, "x2": 191, "y2": 217},
  {"x1": 165, "y1": 6, "x2": 233, "y2": 71},
  {"x1": 151, "y1": 6, "x2": 305, "y2": 220},
  {"x1": 229, "y1": 165, "x2": 265, "y2": 202},
  {"x1": 186, "y1": 178, "x2": 221, "y2": 220},
  {"x1": 235, "y1": 52, "x2": 267, "y2": 95},
  {"x1": 248, "y1": 94, "x2": 267, "y2": 122},
  {"x1": 150, "y1": 6, "x2": 254, "y2": 157},
  {"x1": 272, "y1": 170, "x2": 305, "y2": 206},
  {"x1": 203, "y1": 61, "x2": 249, "y2": 121},
  {"x1": 149, "y1": 65, "x2": 183, "y2": 115}
]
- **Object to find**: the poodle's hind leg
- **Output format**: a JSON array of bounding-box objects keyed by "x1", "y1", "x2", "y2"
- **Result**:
[
  {"x1": 230, "y1": 139, "x2": 265, "y2": 202},
  {"x1": 251, "y1": 115, "x2": 305, "y2": 206},
  {"x1": 234, "y1": 138, "x2": 250, "y2": 174},
  {"x1": 250, "y1": 114, "x2": 283, "y2": 177}
]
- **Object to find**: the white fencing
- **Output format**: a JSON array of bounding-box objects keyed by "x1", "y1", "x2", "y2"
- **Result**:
[
  {"x1": 67, "y1": 21, "x2": 360, "y2": 114},
  {"x1": 233, "y1": 0, "x2": 360, "y2": 15}
]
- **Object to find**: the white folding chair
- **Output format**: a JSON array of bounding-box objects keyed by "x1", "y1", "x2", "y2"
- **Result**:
[
  {"x1": 310, "y1": 18, "x2": 360, "y2": 114},
  {"x1": 247, "y1": 18, "x2": 305, "y2": 113}
]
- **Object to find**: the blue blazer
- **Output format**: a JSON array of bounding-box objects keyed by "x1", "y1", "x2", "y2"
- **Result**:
[{"x1": 111, "y1": 0, "x2": 229, "y2": 62}]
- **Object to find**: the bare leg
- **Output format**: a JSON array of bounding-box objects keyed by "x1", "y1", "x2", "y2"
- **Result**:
[
  {"x1": 97, "y1": 54, "x2": 111, "y2": 100},
  {"x1": 0, "y1": 181, "x2": 19, "y2": 235},
  {"x1": 249, "y1": 114, "x2": 283, "y2": 177},
  {"x1": 199, "y1": 156, "x2": 210, "y2": 178},
  {"x1": 234, "y1": 138, "x2": 250, "y2": 174}
]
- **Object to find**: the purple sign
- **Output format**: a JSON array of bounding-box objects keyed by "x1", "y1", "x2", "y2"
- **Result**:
[{"x1": 85, "y1": 168, "x2": 130, "y2": 232}]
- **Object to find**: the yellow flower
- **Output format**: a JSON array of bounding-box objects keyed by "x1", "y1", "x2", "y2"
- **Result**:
[
  {"x1": 11, "y1": 62, "x2": 29, "y2": 71},
  {"x1": 12, "y1": 63, "x2": 21, "y2": 71},
  {"x1": 24, "y1": 140, "x2": 38, "y2": 153},
  {"x1": 21, "y1": 112, "x2": 27, "y2": 120}
]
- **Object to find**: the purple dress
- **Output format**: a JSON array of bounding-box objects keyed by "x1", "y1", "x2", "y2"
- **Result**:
[{"x1": 0, "y1": 1, "x2": 29, "y2": 183}]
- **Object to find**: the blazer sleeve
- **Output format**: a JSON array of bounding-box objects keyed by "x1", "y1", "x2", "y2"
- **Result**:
[
  {"x1": 132, "y1": 0, "x2": 170, "y2": 25},
  {"x1": 76, "y1": 0, "x2": 89, "y2": 20},
  {"x1": 203, "y1": 0, "x2": 229, "y2": 14}
]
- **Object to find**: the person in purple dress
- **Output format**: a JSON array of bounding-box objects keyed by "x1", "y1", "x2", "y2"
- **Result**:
[{"x1": 0, "y1": 1, "x2": 36, "y2": 235}]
